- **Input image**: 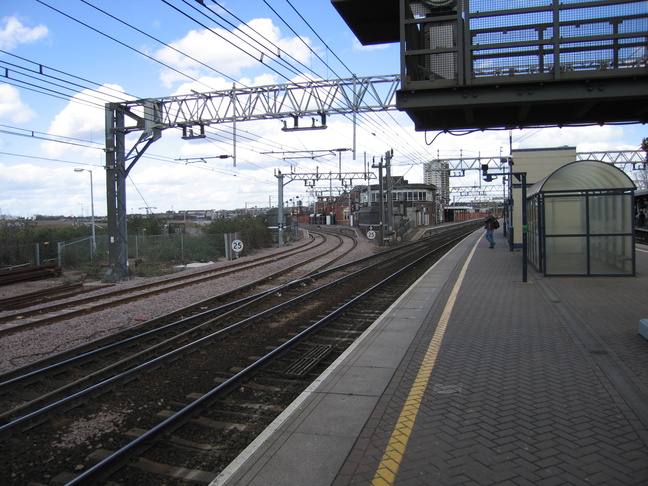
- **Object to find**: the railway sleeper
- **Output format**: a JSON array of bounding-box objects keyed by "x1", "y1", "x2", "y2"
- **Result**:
[
  {"x1": 209, "y1": 397, "x2": 284, "y2": 415},
  {"x1": 201, "y1": 407, "x2": 278, "y2": 423},
  {"x1": 84, "y1": 449, "x2": 219, "y2": 484},
  {"x1": 157, "y1": 409, "x2": 249, "y2": 432},
  {"x1": 125, "y1": 427, "x2": 230, "y2": 452},
  {"x1": 237, "y1": 380, "x2": 281, "y2": 392}
]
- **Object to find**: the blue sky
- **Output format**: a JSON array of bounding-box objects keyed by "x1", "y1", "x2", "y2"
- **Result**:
[{"x1": 0, "y1": 0, "x2": 645, "y2": 218}]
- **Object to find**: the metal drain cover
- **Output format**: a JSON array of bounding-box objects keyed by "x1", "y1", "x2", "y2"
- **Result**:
[{"x1": 282, "y1": 345, "x2": 334, "y2": 376}]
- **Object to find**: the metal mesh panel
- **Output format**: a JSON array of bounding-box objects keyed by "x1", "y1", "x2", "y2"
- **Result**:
[
  {"x1": 469, "y1": 1, "x2": 647, "y2": 78},
  {"x1": 404, "y1": 0, "x2": 647, "y2": 84}
]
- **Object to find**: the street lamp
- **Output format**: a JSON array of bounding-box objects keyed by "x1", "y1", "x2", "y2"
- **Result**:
[{"x1": 74, "y1": 168, "x2": 96, "y2": 255}]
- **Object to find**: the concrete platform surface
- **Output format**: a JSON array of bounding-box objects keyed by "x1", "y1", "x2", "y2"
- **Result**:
[{"x1": 212, "y1": 229, "x2": 648, "y2": 485}]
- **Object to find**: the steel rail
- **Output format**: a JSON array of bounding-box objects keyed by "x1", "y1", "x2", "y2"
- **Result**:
[
  {"x1": 0, "y1": 227, "x2": 457, "y2": 439},
  {"x1": 0, "y1": 232, "x2": 322, "y2": 335},
  {"x1": 66, "y1": 231, "x2": 470, "y2": 484},
  {"x1": 0, "y1": 233, "x2": 355, "y2": 430},
  {"x1": 0, "y1": 231, "x2": 346, "y2": 384},
  {"x1": 0, "y1": 283, "x2": 87, "y2": 310}
]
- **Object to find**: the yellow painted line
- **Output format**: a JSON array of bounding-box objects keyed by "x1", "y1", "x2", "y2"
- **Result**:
[{"x1": 372, "y1": 237, "x2": 480, "y2": 486}]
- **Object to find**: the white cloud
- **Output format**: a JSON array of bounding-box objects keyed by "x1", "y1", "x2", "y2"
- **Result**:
[
  {"x1": 0, "y1": 162, "x2": 104, "y2": 218},
  {"x1": 156, "y1": 18, "x2": 311, "y2": 87},
  {"x1": 511, "y1": 125, "x2": 629, "y2": 152},
  {"x1": 0, "y1": 83, "x2": 36, "y2": 123},
  {"x1": 0, "y1": 16, "x2": 48, "y2": 50},
  {"x1": 43, "y1": 84, "x2": 127, "y2": 157}
]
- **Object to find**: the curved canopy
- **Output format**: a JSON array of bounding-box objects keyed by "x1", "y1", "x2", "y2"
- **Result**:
[{"x1": 527, "y1": 160, "x2": 636, "y2": 198}]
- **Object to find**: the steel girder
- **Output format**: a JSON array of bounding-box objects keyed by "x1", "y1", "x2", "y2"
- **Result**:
[
  {"x1": 104, "y1": 76, "x2": 399, "y2": 280},
  {"x1": 123, "y1": 75, "x2": 400, "y2": 129}
]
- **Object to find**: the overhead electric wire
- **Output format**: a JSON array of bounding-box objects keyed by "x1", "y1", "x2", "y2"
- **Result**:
[
  {"x1": 189, "y1": 0, "x2": 321, "y2": 82},
  {"x1": 0, "y1": 126, "x2": 104, "y2": 150},
  {"x1": 0, "y1": 76, "x2": 105, "y2": 110},
  {"x1": 160, "y1": 0, "x2": 296, "y2": 84},
  {"x1": 0, "y1": 49, "x2": 134, "y2": 101},
  {"x1": 260, "y1": 0, "x2": 344, "y2": 80},
  {"x1": 0, "y1": 78, "x2": 102, "y2": 109},
  {"x1": 282, "y1": 0, "x2": 355, "y2": 77},
  {"x1": 0, "y1": 62, "x2": 116, "y2": 107},
  {"x1": 259, "y1": 1, "x2": 431, "y2": 162},
  {"x1": 79, "y1": 0, "x2": 240, "y2": 88},
  {"x1": 196, "y1": 0, "x2": 423, "y2": 163},
  {"x1": 35, "y1": 0, "x2": 221, "y2": 93},
  {"x1": 0, "y1": 150, "x2": 103, "y2": 168},
  {"x1": 17, "y1": 1, "x2": 425, "y2": 190}
]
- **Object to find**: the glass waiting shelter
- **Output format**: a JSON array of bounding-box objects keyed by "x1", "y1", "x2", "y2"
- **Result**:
[{"x1": 527, "y1": 160, "x2": 636, "y2": 276}]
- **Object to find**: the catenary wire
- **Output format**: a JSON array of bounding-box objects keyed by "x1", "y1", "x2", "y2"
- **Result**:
[
  {"x1": 79, "y1": 0, "x2": 240, "y2": 87},
  {"x1": 35, "y1": 0, "x2": 221, "y2": 93}
]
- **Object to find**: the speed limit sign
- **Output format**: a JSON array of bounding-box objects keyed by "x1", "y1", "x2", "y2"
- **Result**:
[
  {"x1": 366, "y1": 230, "x2": 376, "y2": 240},
  {"x1": 231, "y1": 238, "x2": 244, "y2": 253}
]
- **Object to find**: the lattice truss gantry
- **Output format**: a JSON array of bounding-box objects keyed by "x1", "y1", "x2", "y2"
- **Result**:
[{"x1": 104, "y1": 75, "x2": 399, "y2": 280}]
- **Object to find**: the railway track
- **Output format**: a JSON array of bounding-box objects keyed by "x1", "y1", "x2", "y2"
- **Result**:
[
  {"x1": 0, "y1": 263, "x2": 62, "y2": 286},
  {"x1": 0, "y1": 283, "x2": 93, "y2": 311},
  {"x1": 0, "y1": 223, "x2": 480, "y2": 485},
  {"x1": 0, "y1": 230, "x2": 352, "y2": 338}
]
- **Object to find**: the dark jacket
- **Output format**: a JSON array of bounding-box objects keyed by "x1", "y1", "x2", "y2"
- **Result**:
[{"x1": 484, "y1": 215, "x2": 497, "y2": 230}]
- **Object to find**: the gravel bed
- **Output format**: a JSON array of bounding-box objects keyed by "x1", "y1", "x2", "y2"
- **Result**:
[
  {"x1": 0, "y1": 234, "x2": 377, "y2": 374},
  {"x1": 0, "y1": 238, "x2": 316, "y2": 312}
]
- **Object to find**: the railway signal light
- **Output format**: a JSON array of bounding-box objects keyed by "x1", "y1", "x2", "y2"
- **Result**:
[{"x1": 482, "y1": 164, "x2": 494, "y2": 182}]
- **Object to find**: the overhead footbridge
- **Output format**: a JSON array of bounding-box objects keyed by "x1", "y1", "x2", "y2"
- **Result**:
[{"x1": 332, "y1": 0, "x2": 648, "y2": 131}]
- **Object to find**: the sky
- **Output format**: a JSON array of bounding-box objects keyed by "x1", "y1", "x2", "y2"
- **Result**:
[{"x1": 0, "y1": 0, "x2": 645, "y2": 218}]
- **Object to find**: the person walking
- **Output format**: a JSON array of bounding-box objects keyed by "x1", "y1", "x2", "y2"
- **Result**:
[{"x1": 484, "y1": 210, "x2": 498, "y2": 248}]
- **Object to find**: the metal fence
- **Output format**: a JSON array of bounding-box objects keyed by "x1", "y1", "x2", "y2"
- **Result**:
[{"x1": 1, "y1": 232, "x2": 257, "y2": 271}]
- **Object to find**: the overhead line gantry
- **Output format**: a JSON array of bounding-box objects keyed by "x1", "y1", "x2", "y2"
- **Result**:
[
  {"x1": 103, "y1": 70, "x2": 646, "y2": 280},
  {"x1": 104, "y1": 75, "x2": 400, "y2": 280}
]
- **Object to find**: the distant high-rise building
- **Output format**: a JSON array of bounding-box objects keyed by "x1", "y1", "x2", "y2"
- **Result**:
[{"x1": 424, "y1": 160, "x2": 450, "y2": 205}]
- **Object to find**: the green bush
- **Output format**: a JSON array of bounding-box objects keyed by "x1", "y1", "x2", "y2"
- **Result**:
[{"x1": 202, "y1": 214, "x2": 272, "y2": 253}]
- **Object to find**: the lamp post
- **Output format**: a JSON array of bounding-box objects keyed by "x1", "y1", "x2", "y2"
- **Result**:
[{"x1": 74, "y1": 168, "x2": 96, "y2": 256}]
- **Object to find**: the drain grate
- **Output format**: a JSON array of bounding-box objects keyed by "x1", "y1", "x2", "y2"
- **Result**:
[{"x1": 282, "y1": 345, "x2": 334, "y2": 377}]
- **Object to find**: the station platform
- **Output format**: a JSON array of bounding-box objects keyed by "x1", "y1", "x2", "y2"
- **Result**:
[{"x1": 213, "y1": 228, "x2": 648, "y2": 485}]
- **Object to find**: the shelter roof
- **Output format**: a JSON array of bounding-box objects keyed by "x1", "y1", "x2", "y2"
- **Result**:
[{"x1": 527, "y1": 160, "x2": 636, "y2": 198}]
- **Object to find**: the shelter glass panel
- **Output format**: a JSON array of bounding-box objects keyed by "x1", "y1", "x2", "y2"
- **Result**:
[
  {"x1": 545, "y1": 236, "x2": 587, "y2": 275},
  {"x1": 589, "y1": 236, "x2": 634, "y2": 275},
  {"x1": 589, "y1": 193, "x2": 633, "y2": 235},
  {"x1": 527, "y1": 198, "x2": 541, "y2": 270},
  {"x1": 545, "y1": 196, "x2": 586, "y2": 235}
]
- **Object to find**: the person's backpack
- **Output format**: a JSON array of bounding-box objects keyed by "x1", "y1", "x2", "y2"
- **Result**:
[{"x1": 493, "y1": 220, "x2": 500, "y2": 229}]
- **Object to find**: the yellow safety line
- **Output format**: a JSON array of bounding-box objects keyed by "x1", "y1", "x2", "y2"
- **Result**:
[{"x1": 372, "y1": 237, "x2": 480, "y2": 486}]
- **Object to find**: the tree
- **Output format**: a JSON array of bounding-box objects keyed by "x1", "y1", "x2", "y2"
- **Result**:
[{"x1": 127, "y1": 214, "x2": 165, "y2": 235}]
